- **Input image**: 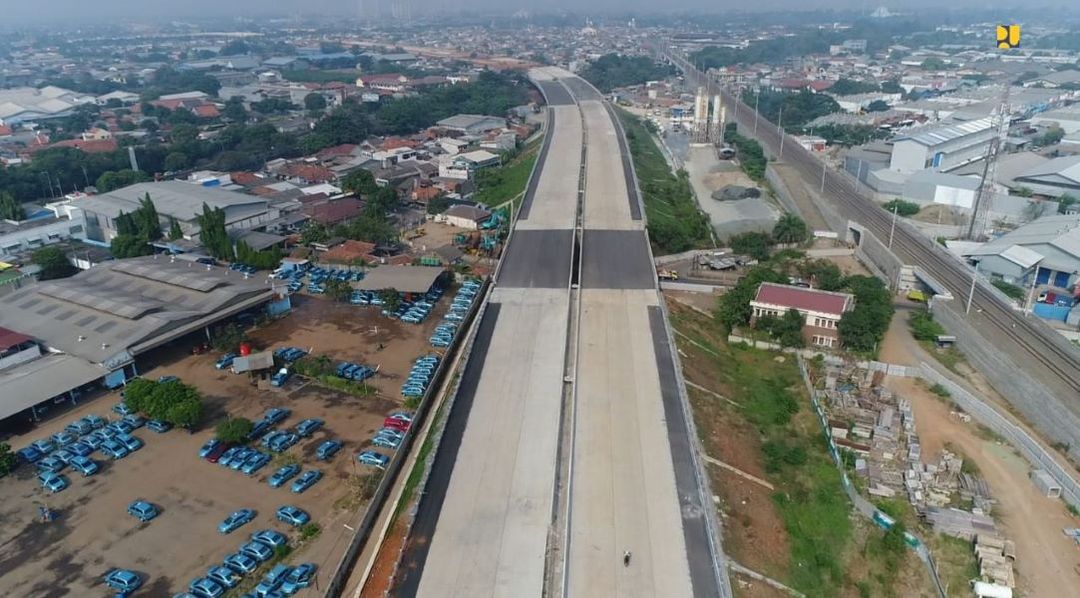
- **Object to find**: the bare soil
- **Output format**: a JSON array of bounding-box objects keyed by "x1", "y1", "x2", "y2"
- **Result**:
[
  {"x1": 0, "y1": 293, "x2": 443, "y2": 596},
  {"x1": 889, "y1": 375, "x2": 1080, "y2": 596},
  {"x1": 360, "y1": 519, "x2": 408, "y2": 598}
]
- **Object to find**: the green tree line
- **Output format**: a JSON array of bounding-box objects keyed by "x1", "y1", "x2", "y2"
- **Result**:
[{"x1": 579, "y1": 53, "x2": 676, "y2": 92}]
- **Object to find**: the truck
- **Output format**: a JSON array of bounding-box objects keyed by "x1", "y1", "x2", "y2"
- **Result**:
[{"x1": 657, "y1": 269, "x2": 679, "y2": 281}]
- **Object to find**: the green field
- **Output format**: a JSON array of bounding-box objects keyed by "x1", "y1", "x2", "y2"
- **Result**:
[
  {"x1": 615, "y1": 108, "x2": 712, "y2": 254},
  {"x1": 473, "y1": 138, "x2": 541, "y2": 210}
]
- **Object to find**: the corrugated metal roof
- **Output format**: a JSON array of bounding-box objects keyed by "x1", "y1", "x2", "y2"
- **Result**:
[
  {"x1": 0, "y1": 354, "x2": 106, "y2": 420},
  {"x1": 998, "y1": 244, "x2": 1044, "y2": 268},
  {"x1": 895, "y1": 117, "x2": 994, "y2": 147},
  {"x1": 752, "y1": 283, "x2": 854, "y2": 317}
]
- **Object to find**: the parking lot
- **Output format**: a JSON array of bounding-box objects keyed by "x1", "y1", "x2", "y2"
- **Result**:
[{"x1": 0, "y1": 291, "x2": 456, "y2": 596}]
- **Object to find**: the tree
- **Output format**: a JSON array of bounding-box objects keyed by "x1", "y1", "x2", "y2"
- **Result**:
[
  {"x1": 798, "y1": 259, "x2": 844, "y2": 291},
  {"x1": 216, "y1": 417, "x2": 254, "y2": 443},
  {"x1": 136, "y1": 193, "x2": 162, "y2": 241},
  {"x1": 0, "y1": 191, "x2": 25, "y2": 221},
  {"x1": 880, "y1": 79, "x2": 903, "y2": 94},
  {"x1": 757, "y1": 308, "x2": 806, "y2": 347},
  {"x1": 1039, "y1": 127, "x2": 1065, "y2": 146},
  {"x1": 882, "y1": 199, "x2": 920, "y2": 217},
  {"x1": 325, "y1": 279, "x2": 352, "y2": 302},
  {"x1": 838, "y1": 275, "x2": 894, "y2": 353},
  {"x1": 730, "y1": 231, "x2": 772, "y2": 261},
  {"x1": 1058, "y1": 194, "x2": 1078, "y2": 214},
  {"x1": 210, "y1": 323, "x2": 246, "y2": 353},
  {"x1": 33, "y1": 246, "x2": 76, "y2": 280},
  {"x1": 196, "y1": 203, "x2": 233, "y2": 260},
  {"x1": 716, "y1": 266, "x2": 788, "y2": 331},
  {"x1": 95, "y1": 169, "x2": 151, "y2": 193},
  {"x1": 304, "y1": 92, "x2": 328, "y2": 112},
  {"x1": 829, "y1": 78, "x2": 880, "y2": 96},
  {"x1": 1013, "y1": 186, "x2": 1034, "y2": 198},
  {"x1": 164, "y1": 152, "x2": 190, "y2": 172},
  {"x1": 341, "y1": 169, "x2": 378, "y2": 196},
  {"x1": 0, "y1": 443, "x2": 16, "y2": 477},
  {"x1": 921, "y1": 57, "x2": 947, "y2": 71},
  {"x1": 378, "y1": 288, "x2": 402, "y2": 312},
  {"x1": 299, "y1": 221, "x2": 329, "y2": 245},
  {"x1": 110, "y1": 234, "x2": 152, "y2": 258},
  {"x1": 121, "y1": 378, "x2": 203, "y2": 428},
  {"x1": 866, "y1": 100, "x2": 890, "y2": 112},
  {"x1": 223, "y1": 96, "x2": 247, "y2": 122},
  {"x1": 579, "y1": 53, "x2": 676, "y2": 92},
  {"x1": 168, "y1": 218, "x2": 184, "y2": 240},
  {"x1": 772, "y1": 213, "x2": 808, "y2": 244}
]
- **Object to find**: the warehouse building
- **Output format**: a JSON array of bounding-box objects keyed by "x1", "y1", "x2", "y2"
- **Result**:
[
  {"x1": 888, "y1": 117, "x2": 996, "y2": 174},
  {"x1": 963, "y1": 214, "x2": 1080, "y2": 290},
  {"x1": 0, "y1": 256, "x2": 286, "y2": 423}
]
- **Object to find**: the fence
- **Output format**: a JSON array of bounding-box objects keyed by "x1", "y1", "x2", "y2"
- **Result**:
[
  {"x1": 918, "y1": 363, "x2": 1080, "y2": 509},
  {"x1": 796, "y1": 357, "x2": 947, "y2": 598},
  {"x1": 930, "y1": 302, "x2": 1080, "y2": 465},
  {"x1": 321, "y1": 278, "x2": 490, "y2": 598}
]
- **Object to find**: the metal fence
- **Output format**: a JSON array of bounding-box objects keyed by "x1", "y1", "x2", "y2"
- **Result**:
[
  {"x1": 918, "y1": 363, "x2": 1080, "y2": 509},
  {"x1": 321, "y1": 278, "x2": 491, "y2": 598}
]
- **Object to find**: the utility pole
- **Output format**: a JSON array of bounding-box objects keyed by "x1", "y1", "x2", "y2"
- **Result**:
[
  {"x1": 753, "y1": 91, "x2": 760, "y2": 135},
  {"x1": 820, "y1": 160, "x2": 827, "y2": 194},
  {"x1": 887, "y1": 203, "x2": 899, "y2": 250},
  {"x1": 779, "y1": 128, "x2": 785, "y2": 159},
  {"x1": 777, "y1": 105, "x2": 783, "y2": 135},
  {"x1": 966, "y1": 261, "x2": 980, "y2": 315}
]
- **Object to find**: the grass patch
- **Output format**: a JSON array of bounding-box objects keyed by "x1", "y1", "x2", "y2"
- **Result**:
[
  {"x1": 615, "y1": 108, "x2": 712, "y2": 254},
  {"x1": 668, "y1": 304, "x2": 852, "y2": 596},
  {"x1": 394, "y1": 398, "x2": 448, "y2": 522},
  {"x1": 473, "y1": 141, "x2": 540, "y2": 210},
  {"x1": 292, "y1": 355, "x2": 378, "y2": 397},
  {"x1": 333, "y1": 472, "x2": 383, "y2": 512},
  {"x1": 991, "y1": 279, "x2": 1025, "y2": 300},
  {"x1": 298, "y1": 522, "x2": 321, "y2": 541},
  {"x1": 929, "y1": 383, "x2": 951, "y2": 398}
]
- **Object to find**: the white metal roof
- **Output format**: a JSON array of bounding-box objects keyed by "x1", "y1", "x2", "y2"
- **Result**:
[
  {"x1": 998, "y1": 244, "x2": 1044, "y2": 268},
  {"x1": 894, "y1": 117, "x2": 994, "y2": 147}
]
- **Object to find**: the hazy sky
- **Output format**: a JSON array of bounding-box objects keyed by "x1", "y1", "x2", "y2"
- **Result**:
[{"x1": 5, "y1": 1, "x2": 1078, "y2": 24}]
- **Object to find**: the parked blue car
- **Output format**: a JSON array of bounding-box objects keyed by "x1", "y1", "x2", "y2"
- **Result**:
[
  {"x1": 268, "y1": 465, "x2": 301, "y2": 488},
  {"x1": 254, "y1": 564, "x2": 291, "y2": 596},
  {"x1": 280, "y1": 563, "x2": 318, "y2": 594},
  {"x1": 215, "y1": 353, "x2": 238, "y2": 370},
  {"x1": 275, "y1": 505, "x2": 310, "y2": 527},
  {"x1": 315, "y1": 439, "x2": 343, "y2": 461},
  {"x1": 219, "y1": 508, "x2": 257, "y2": 534},
  {"x1": 69, "y1": 455, "x2": 99, "y2": 476},
  {"x1": 104, "y1": 569, "x2": 143, "y2": 594},
  {"x1": 128, "y1": 500, "x2": 159, "y2": 522},
  {"x1": 295, "y1": 418, "x2": 324, "y2": 438},
  {"x1": 291, "y1": 470, "x2": 322, "y2": 494},
  {"x1": 224, "y1": 552, "x2": 258, "y2": 575}
]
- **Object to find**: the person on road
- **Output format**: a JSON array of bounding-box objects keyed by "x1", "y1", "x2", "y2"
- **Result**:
[{"x1": 623, "y1": 551, "x2": 632, "y2": 567}]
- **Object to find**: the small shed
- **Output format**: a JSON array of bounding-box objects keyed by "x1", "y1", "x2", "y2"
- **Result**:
[
  {"x1": 353, "y1": 265, "x2": 445, "y2": 295},
  {"x1": 231, "y1": 351, "x2": 275, "y2": 374},
  {"x1": 1030, "y1": 469, "x2": 1062, "y2": 498}
]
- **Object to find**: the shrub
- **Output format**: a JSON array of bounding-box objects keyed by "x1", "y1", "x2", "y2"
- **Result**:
[
  {"x1": 299, "y1": 522, "x2": 321, "y2": 541},
  {"x1": 909, "y1": 310, "x2": 946, "y2": 341},
  {"x1": 882, "y1": 199, "x2": 920, "y2": 217},
  {"x1": 216, "y1": 417, "x2": 254, "y2": 443}
]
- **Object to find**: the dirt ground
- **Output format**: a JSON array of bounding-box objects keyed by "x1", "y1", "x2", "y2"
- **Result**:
[
  {"x1": 878, "y1": 305, "x2": 1080, "y2": 595},
  {"x1": 912, "y1": 204, "x2": 965, "y2": 226},
  {"x1": 359, "y1": 519, "x2": 408, "y2": 598},
  {"x1": 664, "y1": 289, "x2": 719, "y2": 313},
  {"x1": 885, "y1": 375, "x2": 1080, "y2": 596},
  {"x1": 0, "y1": 293, "x2": 446, "y2": 596},
  {"x1": 401, "y1": 221, "x2": 467, "y2": 254}
]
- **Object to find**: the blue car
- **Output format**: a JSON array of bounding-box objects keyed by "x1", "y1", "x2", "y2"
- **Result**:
[
  {"x1": 101, "y1": 440, "x2": 129, "y2": 460},
  {"x1": 268, "y1": 464, "x2": 301, "y2": 488},
  {"x1": 241, "y1": 452, "x2": 271, "y2": 476},
  {"x1": 275, "y1": 505, "x2": 310, "y2": 527},
  {"x1": 240, "y1": 540, "x2": 274, "y2": 563},
  {"x1": 104, "y1": 569, "x2": 143, "y2": 593},
  {"x1": 280, "y1": 563, "x2": 317, "y2": 594},
  {"x1": 51, "y1": 431, "x2": 77, "y2": 447},
  {"x1": 122, "y1": 414, "x2": 147, "y2": 429},
  {"x1": 52, "y1": 449, "x2": 76, "y2": 464},
  {"x1": 82, "y1": 434, "x2": 106, "y2": 450},
  {"x1": 218, "y1": 508, "x2": 257, "y2": 534},
  {"x1": 37, "y1": 455, "x2": 66, "y2": 473},
  {"x1": 255, "y1": 564, "x2": 292, "y2": 596},
  {"x1": 357, "y1": 450, "x2": 389, "y2": 470},
  {"x1": 146, "y1": 419, "x2": 172, "y2": 433},
  {"x1": 215, "y1": 353, "x2": 238, "y2": 369},
  {"x1": 85, "y1": 414, "x2": 107, "y2": 429},
  {"x1": 371, "y1": 435, "x2": 401, "y2": 450},
  {"x1": 39, "y1": 471, "x2": 69, "y2": 493},
  {"x1": 69, "y1": 455, "x2": 99, "y2": 476},
  {"x1": 189, "y1": 576, "x2": 224, "y2": 598},
  {"x1": 224, "y1": 552, "x2": 258, "y2": 575},
  {"x1": 291, "y1": 470, "x2": 322, "y2": 494},
  {"x1": 112, "y1": 402, "x2": 133, "y2": 416},
  {"x1": 315, "y1": 439, "x2": 343, "y2": 461},
  {"x1": 68, "y1": 442, "x2": 94, "y2": 457},
  {"x1": 251, "y1": 528, "x2": 288, "y2": 549},
  {"x1": 207, "y1": 565, "x2": 242, "y2": 589},
  {"x1": 117, "y1": 435, "x2": 144, "y2": 453},
  {"x1": 295, "y1": 418, "x2": 323, "y2": 438},
  {"x1": 32, "y1": 439, "x2": 56, "y2": 454},
  {"x1": 17, "y1": 446, "x2": 43, "y2": 463},
  {"x1": 128, "y1": 500, "x2": 159, "y2": 522},
  {"x1": 263, "y1": 407, "x2": 290, "y2": 425}
]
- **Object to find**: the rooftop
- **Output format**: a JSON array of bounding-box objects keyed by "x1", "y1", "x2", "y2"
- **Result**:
[
  {"x1": 752, "y1": 282, "x2": 855, "y2": 317},
  {"x1": 353, "y1": 265, "x2": 444, "y2": 294},
  {"x1": 0, "y1": 256, "x2": 275, "y2": 366},
  {"x1": 893, "y1": 117, "x2": 994, "y2": 147},
  {"x1": 966, "y1": 214, "x2": 1080, "y2": 263},
  {"x1": 75, "y1": 181, "x2": 267, "y2": 222}
]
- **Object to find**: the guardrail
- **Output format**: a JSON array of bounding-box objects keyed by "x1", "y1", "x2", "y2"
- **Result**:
[{"x1": 321, "y1": 277, "x2": 491, "y2": 598}]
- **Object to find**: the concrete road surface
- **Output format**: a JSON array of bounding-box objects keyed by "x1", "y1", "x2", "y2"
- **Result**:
[
  {"x1": 582, "y1": 101, "x2": 641, "y2": 231},
  {"x1": 518, "y1": 105, "x2": 582, "y2": 231},
  {"x1": 416, "y1": 289, "x2": 569, "y2": 598},
  {"x1": 567, "y1": 289, "x2": 695, "y2": 598}
]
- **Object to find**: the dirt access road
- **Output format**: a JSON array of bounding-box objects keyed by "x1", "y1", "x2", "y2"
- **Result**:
[{"x1": 879, "y1": 308, "x2": 1080, "y2": 596}]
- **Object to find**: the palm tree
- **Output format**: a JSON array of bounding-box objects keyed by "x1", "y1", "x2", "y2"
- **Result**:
[{"x1": 773, "y1": 213, "x2": 808, "y2": 244}]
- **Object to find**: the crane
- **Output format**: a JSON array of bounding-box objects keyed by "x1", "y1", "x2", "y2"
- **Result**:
[{"x1": 966, "y1": 86, "x2": 1010, "y2": 240}]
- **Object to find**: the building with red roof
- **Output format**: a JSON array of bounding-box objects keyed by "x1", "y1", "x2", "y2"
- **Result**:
[
  {"x1": 750, "y1": 282, "x2": 855, "y2": 348},
  {"x1": 38, "y1": 138, "x2": 119, "y2": 154}
]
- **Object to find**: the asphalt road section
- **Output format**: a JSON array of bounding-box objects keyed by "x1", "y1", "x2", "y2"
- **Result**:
[
  {"x1": 580, "y1": 230, "x2": 655, "y2": 289},
  {"x1": 561, "y1": 77, "x2": 603, "y2": 102},
  {"x1": 537, "y1": 81, "x2": 575, "y2": 106},
  {"x1": 392, "y1": 303, "x2": 501, "y2": 597},
  {"x1": 648, "y1": 305, "x2": 718, "y2": 595},
  {"x1": 498, "y1": 229, "x2": 574, "y2": 289},
  {"x1": 604, "y1": 102, "x2": 643, "y2": 221},
  {"x1": 414, "y1": 289, "x2": 569, "y2": 597}
]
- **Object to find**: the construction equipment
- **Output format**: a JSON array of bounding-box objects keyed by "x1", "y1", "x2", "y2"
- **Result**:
[{"x1": 967, "y1": 86, "x2": 1010, "y2": 240}]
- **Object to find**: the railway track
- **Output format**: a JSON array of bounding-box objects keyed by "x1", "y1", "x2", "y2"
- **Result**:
[{"x1": 664, "y1": 51, "x2": 1080, "y2": 395}]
